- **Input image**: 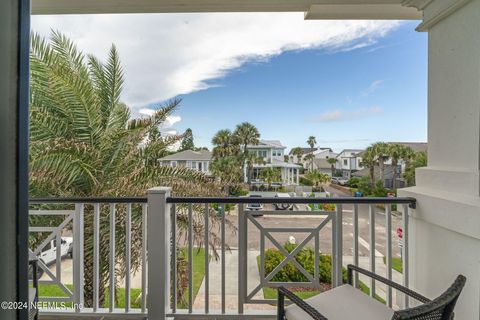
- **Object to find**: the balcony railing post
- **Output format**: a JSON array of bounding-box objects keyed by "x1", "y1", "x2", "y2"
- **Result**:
[
  {"x1": 147, "y1": 187, "x2": 171, "y2": 320},
  {"x1": 73, "y1": 203, "x2": 84, "y2": 311}
]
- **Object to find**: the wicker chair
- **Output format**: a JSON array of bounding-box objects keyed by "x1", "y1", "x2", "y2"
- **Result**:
[{"x1": 277, "y1": 264, "x2": 466, "y2": 320}]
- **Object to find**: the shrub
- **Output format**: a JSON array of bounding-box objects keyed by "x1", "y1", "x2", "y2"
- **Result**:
[
  {"x1": 263, "y1": 243, "x2": 336, "y2": 284},
  {"x1": 229, "y1": 184, "x2": 249, "y2": 196},
  {"x1": 299, "y1": 176, "x2": 314, "y2": 186},
  {"x1": 347, "y1": 177, "x2": 360, "y2": 188}
]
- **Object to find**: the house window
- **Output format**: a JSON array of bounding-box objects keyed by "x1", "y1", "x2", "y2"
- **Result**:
[
  {"x1": 343, "y1": 159, "x2": 348, "y2": 166},
  {"x1": 171, "y1": 161, "x2": 177, "y2": 167}
]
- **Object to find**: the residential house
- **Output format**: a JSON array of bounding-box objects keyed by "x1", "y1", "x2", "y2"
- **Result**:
[
  {"x1": 354, "y1": 142, "x2": 427, "y2": 188},
  {"x1": 288, "y1": 147, "x2": 337, "y2": 170},
  {"x1": 247, "y1": 140, "x2": 301, "y2": 185},
  {"x1": 335, "y1": 149, "x2": 364, "y2": 179},
  {"x1": 158, "y1": 149, "x2": 213, "y2": 175}
]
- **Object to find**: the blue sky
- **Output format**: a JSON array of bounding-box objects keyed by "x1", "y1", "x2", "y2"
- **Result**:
[
  {"x1": 32, "y1": 15, "x2": 427, "y2": 153},
  {"x1": 174, "y1": 21, "x2": 427, "y2": 152}
]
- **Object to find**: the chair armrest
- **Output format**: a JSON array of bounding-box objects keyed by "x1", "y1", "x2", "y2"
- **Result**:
[
  {"x1": 278, "y1": 287, "x2": 328, "y2": 320},
  {"x1": 347, "y1": 264, "x2": 430, "y2": 304}
]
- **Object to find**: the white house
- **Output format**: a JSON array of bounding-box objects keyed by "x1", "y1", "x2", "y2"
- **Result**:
[
  {"x1": 335, "y1": 149, "x2": 364, "y2": 179},
  {"x1": 246, "y1": 140, "x2": 301, "y2": 185},
  {"x1": 288, "y1": 147, "x2": 337, "y2": 169},
  {"x1": 158, "y1": 149, "x2": 212, "y2": 175}
]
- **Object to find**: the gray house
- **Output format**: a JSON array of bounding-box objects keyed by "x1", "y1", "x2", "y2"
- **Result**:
[{"x1": 158, "y1": 149, "x2": 213, "y2": 175}]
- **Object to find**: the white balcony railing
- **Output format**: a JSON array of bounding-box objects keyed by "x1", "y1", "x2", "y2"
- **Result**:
[{"x1": 29, "y1": 189, "x2": 415, "y2": 319}]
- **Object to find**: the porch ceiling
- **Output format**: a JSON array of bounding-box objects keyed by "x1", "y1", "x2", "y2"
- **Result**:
[{"x1": 32, "y1": 0, "x2": 421, "y2": 19}]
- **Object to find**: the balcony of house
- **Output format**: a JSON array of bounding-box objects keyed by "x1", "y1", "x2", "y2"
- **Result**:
[{"x1": 30, "y1": 189, "x2": 417, "y2": 319}]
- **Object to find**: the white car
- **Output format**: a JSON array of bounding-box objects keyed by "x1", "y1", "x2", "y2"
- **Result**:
[
  {"x1": 39, "y1": 237, "x2": 73, "y2": 265},
  {"x1": 30, "y1": 237, "x2": 73, "y2": 279}
]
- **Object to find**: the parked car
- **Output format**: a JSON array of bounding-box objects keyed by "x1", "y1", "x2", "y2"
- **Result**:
[
  {"x1": 246, "y1": 195, "x2": 264, "y2": 216},
  {"x1": 29, "y1": 237, "x2": 73, "y2": 279},
  {"x1": 274, "y1": 193, "x2": 293, "y2": 210},
  {"x1": 331, "y1": 177, "x2": 348, "y2": 186}
]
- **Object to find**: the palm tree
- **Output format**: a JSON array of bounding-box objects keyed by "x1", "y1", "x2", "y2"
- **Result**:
[
  {"x1": 233, "y1": 122, "x2": 260, "y2": 176},
  {"x1": 359, "y1": 147, "x2": 377, "y2": 187},
  {"x1": 292, "y1": 147, "x2": 304, "y2": 164},
  {"x1": 326, "y1": 157, "x2": 337, "y2": 177},
  {"x1": 211, "y1": 129, "x2": 240, "y2": 159},
  {"x1": 29, "y1": 32, "x2": 222, "y2": 306},
  {"x1": 372, "y1": 142, "x2": 389, "y2": 185},
  {"x1": 388, "y1": 144, "x2": 407, "y2": 189},
  {"x1": 179, "y1": 128, "x2": 194, "y2": 151},
  {"x1": 304, "y1": 153, "x2": 315, "y2": 171},
  {"x1": 210, "y1": 156, "x2": 243, "y2": 192},
  {"x1": 403, "y1": 151, "x2": 427, "y2": 186},
  {"x1": 306, "y1": 170, "x2": 330, "y2": 188},
  {"x1": 260, "y1": 167, "x2": 281, "y2": 189},
  {"x1": 307, "y1": 136, "x2": 317, "y2": 151},
  {"x1": 306, "y1": 136, "x2": 316, "y2": 170}
]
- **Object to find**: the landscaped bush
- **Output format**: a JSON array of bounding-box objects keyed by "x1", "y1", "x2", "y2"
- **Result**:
[
  {"x1": 347, "y1": 177, "x2": 360, "y2": 188},
  {"x1": 263, "y1": 243, "x2": 342, "y2": 284},
  {"x1": 229, "y1": 184, "x2": 249, "y2": 196},
  {"x1": 299, "y1": 176, "x2": 314, "y2": 186}
]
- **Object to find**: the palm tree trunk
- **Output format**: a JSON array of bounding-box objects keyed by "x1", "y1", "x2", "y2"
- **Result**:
[
  {"x1": 392, "y1": 159, "x2": 398, "y2": 189},
  {"x1": 379, "y1": 161, "x2": 385, "y2": 187},
  {"x1": 370, "y1": 167, "x2": 375, "y2": 187}
]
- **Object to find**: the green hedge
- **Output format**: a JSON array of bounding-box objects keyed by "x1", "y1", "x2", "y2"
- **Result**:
[{"x1": 264, "y1": 243, "x2": 347, "y2": 284}]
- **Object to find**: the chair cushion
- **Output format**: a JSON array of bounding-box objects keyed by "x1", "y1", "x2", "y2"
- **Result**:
[{"x1": 286, "y1": 285, "x2": 395, "y2": 320}]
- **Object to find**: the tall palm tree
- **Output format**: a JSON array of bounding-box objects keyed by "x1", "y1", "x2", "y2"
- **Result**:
[
  {"x1": 372, "y1": 142, "x2": 389, "y2": 185},
  {"x1": 326, "y1": 157, "x2": 337, "y2": 177},
  {"x1": 388, "y1": 144, "x2": 407, "y2": 189},
  {"x1": 360, "y1": 147, "x2": 377, "y2": 187},
  {"x1": 233, "y1": 122, "x2": 260, "y2": 178},
  {"x1": 307, "y1": 136, "x2": 317, "y2": 150},
  {"x1": 292, "y1": 147, "x2": 304, "y2": 164},
  {"x1": 211, "y1": 129, "x2": 240, "y2": 159},
  {"x1": 304, "y1": 153, "x2": 315, "y2": 171},
  {"x1": 306, "y1": 136, "x2": 316, "y2": 170},
  {"x1": 29, "y1": 32, "x2": 222, "y2": 306}
]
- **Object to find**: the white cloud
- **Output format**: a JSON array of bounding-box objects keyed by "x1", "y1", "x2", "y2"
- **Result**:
[
  {"x1": 32, "y1": 14, "x2": 400, "y2": 109},
  {"x1": 313, "y1": 106, "x2": 383, "y2": 123},
  {"x1": 363, "y1": 79, "x2": 384, "y2": 96}
]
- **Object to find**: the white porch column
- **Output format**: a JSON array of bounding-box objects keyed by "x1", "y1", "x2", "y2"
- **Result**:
[
  {"x1": 296, "y1": 168, "x2": 299, "y2": 185},
  {"x1": 399, "y1": 1, "x2": 480, "y2": 318}
]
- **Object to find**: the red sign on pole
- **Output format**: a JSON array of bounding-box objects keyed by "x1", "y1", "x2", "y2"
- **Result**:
[{"x1": 397, "y1": 227, "x2": 403, "y2": 239}]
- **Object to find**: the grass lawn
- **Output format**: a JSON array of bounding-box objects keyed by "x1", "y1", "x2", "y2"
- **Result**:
[
  {"x1": 178, "y1": 248, "x2": 208, "y2": 309},
  {"x1": 37, "y1": 284, "x2": 142, "y2": 308},
  {"x1": 38, "y1": 248, "x2": 207, "y2": 309},
  {"x1": 383, "y1": 256, "x2": 403, "y2": 274}
]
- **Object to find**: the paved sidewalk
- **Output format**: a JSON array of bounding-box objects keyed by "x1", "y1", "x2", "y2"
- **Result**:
[{"x1": 193, "y1": 249, "x2": 275, "y2": 311}]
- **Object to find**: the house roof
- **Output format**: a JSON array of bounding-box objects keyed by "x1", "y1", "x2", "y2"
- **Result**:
[
  {"x1": 288, "y1": 147, "x2": 318, "y2": 155},
  {"x1": 337, "y1": 149, "x2": 364, "y2": 158},
  {"x1": 313, "y1": 158, "x2": 331, "y2": 169},
  {"x1": 247, "y1": 140, "x2": 285, "y2": 149},
  {"x1": 388, "y1": 142, "x2": 428, "y2": 153},
  {"x1": 158, "y1": 149, "x2": 212, "y2": 161}
]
